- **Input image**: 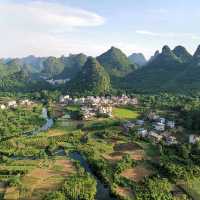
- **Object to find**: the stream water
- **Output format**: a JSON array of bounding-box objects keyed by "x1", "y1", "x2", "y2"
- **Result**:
[
  {"x1": 24, "y1": 108, "x2": 54, "y2": 136},
  {"x1": 69, "y1": 152, "x2": 117, "y2": 200}
]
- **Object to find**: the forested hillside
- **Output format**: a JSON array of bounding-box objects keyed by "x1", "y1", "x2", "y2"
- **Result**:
[
  {"x1": 69, "y1": 57, "x2": 110, "y2": 95},
  {"x1": 2, "y1": 45, "x2": 200, "y2": 94}
]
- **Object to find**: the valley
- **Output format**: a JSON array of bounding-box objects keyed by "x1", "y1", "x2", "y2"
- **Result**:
[
  {"x1": 0, "y1": 94, "x2": 199, "y2": 200},
  {"x1": 1, "y1": 1, "x2": 200, "y2": 199}
]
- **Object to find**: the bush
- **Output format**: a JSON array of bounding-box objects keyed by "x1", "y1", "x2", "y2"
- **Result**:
[
  {"x1": 62, "y1": 173, "x2": 97, "y2": 200},
  {"x1": 43, "y1": 191, "x2": 65, "y2": 200},
  {"x1": 8, "y1": 174, "x2": 21, "y2": 187}
]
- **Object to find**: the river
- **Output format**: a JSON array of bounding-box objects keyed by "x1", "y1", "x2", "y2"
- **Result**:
[
  {"x1": 27, "y1": 108, "x2": 54, "y2": 135},
  {"x1": 69, "y1": 152, "x2": 117, "y2": 200}
]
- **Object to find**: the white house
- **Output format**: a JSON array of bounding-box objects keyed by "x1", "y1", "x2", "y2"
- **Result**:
[
  {"x1": 59, "y1": 95, "x2": 65, "y2": 103},
  {"x1": 20, "y1": 99, "x2": 32, "y2": 106},
  {"x1": 166, "y1": 121, "x2": 175, "y2": 129},
  {"x1": 137, "y1": 128, "x2": 148, "y2": 137},
  {"x1": 159, "y1": 117, "x2": 166, "y2": 124},
  {"x1": 147, "y1": 112, "x2": 159, "y2": 121},
  {"x1": 189, "y1": 135, "x2": 200, "y2": 144},
  {"x1": 0, "y1": 104, "x2": 6, "y2": 110},
  {"x1": 154, "y1": 122, "x2": 165, "y2": 131},
  {"x1": 98, "y1": 105, "x2": 112, "y2": 117},
  {"x1": 7, "y1": 101, "x2": 17, "y2": 108},
  {"x1": 136, "y1": 120, "x2": 145, "y2": 126}
]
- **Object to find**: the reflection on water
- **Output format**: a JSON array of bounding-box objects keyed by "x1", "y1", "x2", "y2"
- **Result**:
[{"x1": 31, "y1": 108, "x2": 54, "y2": 135}]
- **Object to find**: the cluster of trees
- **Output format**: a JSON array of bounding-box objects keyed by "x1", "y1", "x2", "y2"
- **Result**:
[
  {"x1": 0, "y1": 106, "x2": 45, "y2": 140},
  {"x1": 44, "y1": 173, "x2": 96, "y2": 200},
  {"x1": 159, "y1": 143, "x2": 200, "y2": 180},
  {"x1": 114, "y1": 154, "x2": 134, "y2": 175},
  {"x1": 135, "y1": 178, "x2": 173, "y2": 200},
  {"x1": 182, "y1": 108, "x2": 200, "y2": 131}
]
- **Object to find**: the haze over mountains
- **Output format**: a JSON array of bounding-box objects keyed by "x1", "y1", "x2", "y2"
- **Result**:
[
  {"x1": 128, "y1": 53, "x2": 147, "y2": 67},
  {"x1": 1, "y1": 44, "x2": 200, "y2": 94}
]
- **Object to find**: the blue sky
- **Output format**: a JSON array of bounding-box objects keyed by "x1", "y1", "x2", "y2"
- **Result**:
[{"x1": 1, "y1": 0, "x2": 200, "y2": 58}]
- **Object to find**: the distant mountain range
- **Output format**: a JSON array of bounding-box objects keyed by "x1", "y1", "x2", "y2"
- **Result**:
[
  {"x1": 128, "y1": 53, "x2": 147, "y2": 67},
  {"x1": 1, "y1": 45, "x2": 200, "y2": 94},
  {"x1": 125, "y1": 45, "x2": 200, "y2": 93}
]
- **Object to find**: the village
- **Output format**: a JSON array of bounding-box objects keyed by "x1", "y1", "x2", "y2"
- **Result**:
[
  {"x1": 0, "y1": 99, "x2": 34, "y2": 110},
  {"x1": 122, "y1": 114, "x2": 178, "y2": 146},
  {"x1": 1, "y1": 94, "x2": 200, "y2": 147},
  {"x1": 59, "y1": 94, "x2": 200, "y2": 146},
  {"x1": 2, "y1": 94, "x2": 200, "y2": 147},
  {"x1": 59, "y1": 94, "x2": 138, "y2": 119}
]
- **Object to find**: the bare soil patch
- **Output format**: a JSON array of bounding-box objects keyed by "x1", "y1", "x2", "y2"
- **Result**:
[
  {"x1": 130, "y1": 150, "x2": 146, "y2": 161},
  {"x1": 121, "y1": 164, "x2": 153, "y2": 182},
  {"x1": 113, "y1": 142, "x2": 142, "y2": 151},
  {"x1": 116, "y1": 186, "x2": 135, "y2": 199}
]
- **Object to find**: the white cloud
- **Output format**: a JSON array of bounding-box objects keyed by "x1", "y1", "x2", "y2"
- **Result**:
[
  {"x1": 0, "y1": 1, "x2": 105, "y2": 29},
  {"x1": 0, "y1": 1, "x2": 105, "y2": 57},
  {"x1": 135, "y1": 30, "x2": 160, "y2": 36},
  {"x1": 136, "y1": 30, "x2": 200, "y2": 40}
]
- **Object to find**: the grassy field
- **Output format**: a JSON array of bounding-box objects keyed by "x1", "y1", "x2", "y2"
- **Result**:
[
  {"x1": 112, "y1": 107, "x2": 139, "y2": 120},
  {"x1": 65, "y1": 105, "x2": 80, "y2": 112},
  {"x1": 136, "y1": 141, "x2": 160, "y2": 158},
  {"x1": 55, "y1": 120, "x2": 78, "y2": 132},
  {"x1": 179, "y1": 178, "x2": 200, "y2": 200}
]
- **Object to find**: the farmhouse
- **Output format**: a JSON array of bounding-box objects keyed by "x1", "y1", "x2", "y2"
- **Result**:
[
  {"x1": 20, "y1": 99, "x2": 33, "y2": 106},
  {"x1": 136, "y1": 120, "x2": 145, "y2": 126},
  {"x1": 159, "y1": 117, "x2": 166, "y2": 124},
  {"x1": 148, "y1": 131, "x2": 163, "y2": 143},
  {"x1": 122, "y1": 121, "x2": 135, "y2": 132},
  {"x1": 47, "y1": 79, "x2": 70, "y2": 85},
  {"x1": 59, "y1": 95, "x2": 72, "y2": 104},
  {"x1": 154, "y1": 122, "x2": 165, "y2": 131},
  {"x1": 0, "y1": 104, "x2": 6, "y2": 110},
  {"x1": 189, "y1": 135, "x2": 200, "y2": 144},
  {"x1": 166, "y1": 120, "x2": 175, "y2": 128},
  {"x1": 147, "y1": 111, "x2": 159, "y2": 121},
  {"x1": 137, "y1": 128, "x2": 148, "y2": 137},
  {"x1": 98, "y1": 105, "x2": 112, "y2": 117},
  {"x1": 7, "y1": 101, "x2": 17, "y2": 108},
  {"x1": 81, "y1": 107, "x2": 96, "y2": 120}
]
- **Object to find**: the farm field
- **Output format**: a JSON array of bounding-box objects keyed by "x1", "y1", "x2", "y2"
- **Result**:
[
  {"x1": 112, "y1": 107, "x2": 140, "y2": 120},
  {"x1": 120, "y1": 163, "x2": 153, "y2": 182},
  {"x1": 3, "y1": 158, "x2": 76, "y2": 200}
]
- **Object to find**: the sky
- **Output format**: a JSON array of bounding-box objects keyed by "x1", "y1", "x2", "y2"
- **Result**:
[{"x1": 1, "y1": 0, "x2": 200, "y2": 59}]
